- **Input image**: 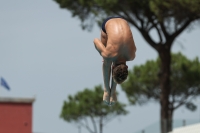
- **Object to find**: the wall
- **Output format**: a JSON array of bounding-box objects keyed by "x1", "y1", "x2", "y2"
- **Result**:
[{"x1": 0, "y1": 102, "x2": 33, "y2": 133}]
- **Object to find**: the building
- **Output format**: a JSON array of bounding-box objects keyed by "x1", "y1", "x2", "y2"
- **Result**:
[
  {"x1": 168, "y1": 122, "x2": 200, "y2": 133},
  {"x1": 133, "y1": 119, "x2": 200, "y2": 133},
  {"x1": 0, "y1": 97, "x2": 35, "y2": 133}
]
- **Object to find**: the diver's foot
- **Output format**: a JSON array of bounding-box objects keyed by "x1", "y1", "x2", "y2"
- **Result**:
[
  {"x1": 103, "y1": 91, "x2": 110, "y2": 105},
  {"x1": 110, "y1": 92, "x2": 117, "y2": 106}
]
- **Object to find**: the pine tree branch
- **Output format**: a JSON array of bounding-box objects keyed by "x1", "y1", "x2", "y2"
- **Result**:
[
  {"x1": 90, "y1": 115, "x2": 97, "y2": 133},
  {"x1": 173, "y1": 87, "x2": 199, "y2": 110},
  {"x1": 115, "y1": 6, "x2": 140, "y2": 30},
  {"x1": 170, "y1": 18, "x2": 193, "y2": 44},
  {"x1": 140, "y1": 29, "x2": 158, "y2": 50},
  {"x1": 146, "y1": 13, "x2": 163, "y2": 44},
  {"x1": 132, "y1": 9, "x2": 144, "y2": 29},
  {"x1": 79, "y1": 118, "x2": 94, "y2": 133},
  {"x1": 103, "y1": 114, "x2": 118, "y2": 126},
  {"x1": 160, "y1": 21, "x2": 169, "y2": 38}
]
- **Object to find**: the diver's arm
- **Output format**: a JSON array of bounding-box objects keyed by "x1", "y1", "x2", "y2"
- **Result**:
[
  {"x1": 93, "y1": 38, "x2": 113, "y2": 58},
  {"x1": 93, "y1": 38, "x2": 106, "y2": 56}
]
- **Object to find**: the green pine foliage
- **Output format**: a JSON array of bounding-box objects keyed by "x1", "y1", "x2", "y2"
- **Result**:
[
  {"x1": 121, "y1": 52, "x2": 200, "y2": 111},
  {"x1": 54, "y1": 0, "x2": 200, "y2": 31},
  {"x1": 60, "y1": 85, "x2": 128, "y2": 133}
]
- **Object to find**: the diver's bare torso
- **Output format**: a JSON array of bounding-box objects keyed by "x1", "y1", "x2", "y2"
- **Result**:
[{"x1": 100, "y1": 18, "x2": 136, "y2": 63}]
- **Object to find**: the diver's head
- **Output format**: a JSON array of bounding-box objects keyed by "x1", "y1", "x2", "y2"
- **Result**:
[{"x1": 112, "y1": 63, "x2": 128, "y2": 84}]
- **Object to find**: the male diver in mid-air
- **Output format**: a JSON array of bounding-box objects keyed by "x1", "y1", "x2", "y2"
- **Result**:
[{"x1": 93, "y1": 17, "x2": 137, "y2": 105}]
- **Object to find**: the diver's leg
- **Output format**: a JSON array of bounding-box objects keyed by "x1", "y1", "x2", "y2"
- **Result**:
[
  {"x1": 102, "y1": 61, "x2": 112, "y2": 105},
  {"x1": 110, "y1": 77, "x2": 117, "y2": 105}
]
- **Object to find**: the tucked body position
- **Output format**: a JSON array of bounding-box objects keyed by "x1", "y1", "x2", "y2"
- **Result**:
[{"x1": 93, "y1": 17, "x2": 137, "y2": 105}]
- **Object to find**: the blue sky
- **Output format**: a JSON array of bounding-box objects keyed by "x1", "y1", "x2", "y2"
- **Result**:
[{"x1": 0, "y1": 1, "x2": 200, "y2": 133}]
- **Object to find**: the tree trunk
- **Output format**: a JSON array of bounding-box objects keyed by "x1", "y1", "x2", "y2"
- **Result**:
[
  {"x1": 168, "y1": 108, "x2": 173, "y2": 131},
  {"x1": 99, "y1": 116, "x2": 103, "y2": 133},
  {"x1": 158, "y1": 46, "x2": 172, "y2": 133}
]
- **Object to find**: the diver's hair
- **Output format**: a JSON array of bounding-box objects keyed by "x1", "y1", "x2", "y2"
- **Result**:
[{"x1": 112, "y1": 64, "x2": 128, "y2": 84}]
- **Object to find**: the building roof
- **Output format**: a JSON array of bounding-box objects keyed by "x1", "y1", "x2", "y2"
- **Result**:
[
  {"x1": 133, "y1": 119, "x2": 199, "y2": 133},
  {"x1": 169, "y1": 123, "x2": 200, "y2": 133},
  {"x1": 0, "y1": 97, "x2": 35, "y2": 103}
]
